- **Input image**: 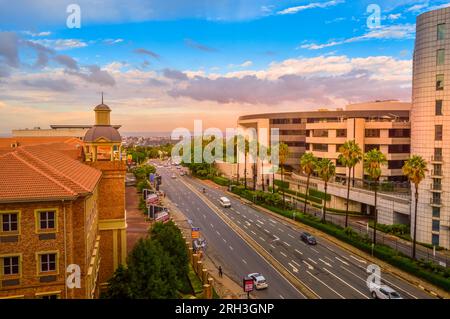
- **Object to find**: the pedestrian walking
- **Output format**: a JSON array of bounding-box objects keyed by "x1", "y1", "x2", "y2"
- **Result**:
[{"x1": 218, "y1": 266, "x2": 223, "y2": 278}]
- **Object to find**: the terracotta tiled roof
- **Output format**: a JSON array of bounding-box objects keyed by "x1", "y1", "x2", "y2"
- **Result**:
[
  {"x1": 0, "y1": 144, "x2": 101, "y2": 203},
  {"x1": 0, "y1": 136, "x2": 81, "y2": 149}
]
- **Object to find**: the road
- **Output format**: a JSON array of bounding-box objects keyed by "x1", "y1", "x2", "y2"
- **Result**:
[{"x1": 157, "y1": 164, "x2": 434, "y2": 299}]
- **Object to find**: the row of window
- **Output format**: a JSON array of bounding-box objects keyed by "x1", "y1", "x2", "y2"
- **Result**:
[
  {"x1": 1, "y1": 252, "x2": 58, "y2": 277},
  {"x1": 0, "y1": 209, "x2": 57, "y2": 235}
]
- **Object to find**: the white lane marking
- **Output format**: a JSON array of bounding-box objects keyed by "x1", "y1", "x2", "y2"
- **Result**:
[
  {"x1": 302, "y1": 260, "x2": 314, "y2": 270},
  {"x1": 306, "y1": 271, "x2": 345, "y2": 299},
  {"x1": 264, "y1": 229, "x2": 270, "y2": 234},
  {"x1": 243, "y1": 215, "x2": 247, "y2": 218},
  {"x1": 242, "y1": 259, "x2": 247, "y2": 265},
  {"x1": 335, "y1": 257, "x2": 349, "y2": 266},
  {"x1": 223, "y1": 238, "x2": 227, "y2": 243},
  {"x1": 278, "y1": 228, "x2": 284, "y2": 232},
  {"x1": 279, "y1": 295, "x2": 285, "y2": 299},
  {"x1": 249, "y1": 219, "x2": 254, "y2": 223},
  {"x1": 229, "y1": 245, "x2": 234, "y2": 251},
  {"x1": 269, "y1": 219, "x2": 277, "y2": 224},
  {"x1": 243, "y1": 225, "x2": 248, "y2": 229},
  {"x1": 283, "y1": 241, "x2": 291, "y2": 247},
  {"x1": 230, "y1": 207, "x2": 235, "y2": 211},
  {"x1": 291, "y1": 260, "x2": 301, "y2": 267},
  {"x1": 319, "y1": 258, "x2": 332, "y2": 267},
  {"x1": 259, "y1": 237, "x2": 266, "y2": 242},
  {"x1": 236, "y1": 211, "x2": 241, "y2": 215},
  {"x1": 216, "y1": 231, "x2": 221, "y2": 236},
  {"x1": 349, "y1": 255, "x2": 367, "y2": 264},
  {"x1": 256, "y1": 224, "x2": 261, "y2": 228},
  {"x1": 280, "y1": 251, "x2": 287, "y2": 257},
  {"x1": 324, "y1": 256, "x2": 335, "y2": 264},
  {"x1": 250, "y1": 231, "x2": 256, "y2": 235},
  {"x1": 323, "y1": 268, "x2": 369, "y2": 299},
  {"x1": 245, "y1": 221, "x2": 251, "y2": 226},
  {"x1": 311, "y1": 248, "x2": 320, "y2": 254},
  {"x1": 294, "y1": 249, "x2": 303, "y2": 255},
  {"x1": 231, "y1": 216, "x2": 235, "y2": 220},
  {"x1": 203, "y1": 214, "x2": 206, "y2": 219},
  {"x1": 288, "y1": 234, "x2": 295, "y2": 239},
  {"x1": 307, "y1": 258, "x2": 317, "y2": 265},
  {"x1": 288, "y1": 263, "x2": 299, "y2": 273},
  {"x1": 210, "y1": 223, "x2": 214, "y2": 228},
  {"x1": 257, "y1": 220, "x2": 264, "y2": 225},
  {"x1": 270, "y1": 244, "x2": 276, "y2": 249},
  {"x1": 236, "y1": 220, "x2": 241, "y2": 225},
  {"x1": 273, "y1": 235, "x2": 280, "y2": 242}
]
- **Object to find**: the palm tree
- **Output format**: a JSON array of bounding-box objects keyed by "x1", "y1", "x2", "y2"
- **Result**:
[
  {"x1": 300, "y1": 152, "x2": 317, "y2": 214},
  {"x1": 315, "y1": 158, "x2": 336, "y2": 223},
  {"x1": 402, "y1": 155, "x2": 428, "y2": 259},
  {"x1": 364, "y1": 148, "x2": 387, "y2": 245},
  {"x1": 338, "y1": 140, "x2": 363, "y2": 227},
  {"x1": 249, "y1": 139, "x2": 259, "y2": 191},
  {"x1": 243, "y1": 139, "x2": 250, "y2": 189},
  {"x1": 267, "y1": 146, "x2": 275, "y2": 193},
  {"x1": 279, "y1": 142, "x2": 290, "y2": 207},
  {"x1": 259, "y1": 143, "x2": 268, "y2": 192}
]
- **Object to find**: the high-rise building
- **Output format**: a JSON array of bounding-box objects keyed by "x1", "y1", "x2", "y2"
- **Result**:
[{"x1": 411, "y1": 7, "x2": 450, "y2": 248}]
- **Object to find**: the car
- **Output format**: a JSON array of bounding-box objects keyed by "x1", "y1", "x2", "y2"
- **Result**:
[
  {"x1": 171, "y1": 174, "x2": 176, "y2": 179},
  {"x1": 219, "y1": 197, "x2": 231, "y2": 208},
  {"x1": 369, "y1": 284, "x2": 402, "y2": 299},
  {"x1": 247, "y1": 273, "x2": 268, "y2": 290},
  {"x1": 180, "y1": 171, "x2": 186, "y2": 176},
  {"x1": 300, "y1": 232, "x2": 317, "y2": 245}
]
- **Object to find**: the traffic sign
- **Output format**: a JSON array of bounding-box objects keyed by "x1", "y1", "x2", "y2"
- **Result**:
[
  {"x1": 243, "y1": 277, "x2": 254, "y2": 293},
  {"x1": 191, "y1": 227, "x2": 200, "y2": 239}
]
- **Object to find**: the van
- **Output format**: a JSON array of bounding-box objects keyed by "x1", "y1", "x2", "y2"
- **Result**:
[{"x1": 219, "y1": 197, "x2": 231, "y2": 208}]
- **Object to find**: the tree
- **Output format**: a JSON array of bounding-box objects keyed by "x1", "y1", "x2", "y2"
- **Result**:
[
  {"x1": 267, "y1": 146, "x2": 275, "y2": 193},
  {"x1": 338, "y1": 140, "x2": 363, "y2": 227},
  {"x1": 315, "y1": 158, "x2": 336, "y2": 223},
  {"x1": 402, "y1": 155, "x2": 428, "y2": 259},
  {"x1": 364, "y1": 148, "x2": 387, "y2": 245},
  {"x1": 243, "y1": 139, "x2": 250, "y2": 189},
  {"x1": 103, "y1": 264, "x2": 132, "y2": 299},
  {"x1": 278, "y1": 142, "x2": 290, "y2": 207},
  {"x1": 249, "y1": 139, "x2": 259, "y2": 191},
  {"x1": 150, "y1": 221, "x2": 189, "y2": 280},
  {"x1": 300, "y1": 153, "x2": 317, "y2": 214},
  {"x1": 259, "y1": 144, "x2": 268, "y2": 192}
]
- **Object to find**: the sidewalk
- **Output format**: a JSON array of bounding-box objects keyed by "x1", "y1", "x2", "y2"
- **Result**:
[{"x1": 126, "y1": 186, "x2": 152, "y2": 253}]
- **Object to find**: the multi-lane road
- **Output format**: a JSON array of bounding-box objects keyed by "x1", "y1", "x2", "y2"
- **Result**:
[{"x1": 156, "y1": 163, "x2": 433, "y2": 299}]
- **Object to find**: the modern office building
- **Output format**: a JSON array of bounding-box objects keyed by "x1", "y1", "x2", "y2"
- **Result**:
[
  {"x1": 0, "y1": 102, "x2": 127, "y2": 298},
  {"x1": 411, "y1": 7, "x2": 450, "y2": 248}
]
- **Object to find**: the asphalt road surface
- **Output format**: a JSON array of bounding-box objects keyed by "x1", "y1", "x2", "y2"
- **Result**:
[{"x1": 157, "y1": 164, "x2": 434, "y2": 299}]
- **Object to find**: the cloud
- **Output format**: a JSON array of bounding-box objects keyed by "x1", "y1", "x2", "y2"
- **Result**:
[
  {"x1": 133, "y1": 48, "x2": 160, "y2": 59},
  {"x1": 277, "y1": 0, "x2": 344, "y2": 15},
  {"x1": 167, "y1": 55, "x2": 411, "y2": 105},
  {"x1": 184, "y1": 39, "x2": 217, "y2": 52},
  {"x1": 0, "y1": 32, "x2": 20, "y2": 67},
  {"x1": 21, "y1": 78, "x2": 75, "y2": 92},
  {"x1": 104, "y1": 38, "x2": 124, "y2": 45},
  {"x1": 30, "y1": 39, "x2": 87, "y2": 50},
  {"x1": 67, "y1": 65, "x2": 116, "y2": 86},
  {"x1": 54, "y1": 54, "x2": 79, "y2": 70},
  {"x1": 163, "y1": 68, "x2": 188, "y2": 81},
  {"x1": 388, "y1": 13, "x2": 402, "y2": 20},
  {"x1": 405, "y1": 2, "x2": 429, "y2": 12},
  {"x1": 240, "y1": 61, "x2": 253, "y2": 67},
  {"x1": 300, "y1": 24, "x2": 415, "y2": 50},
  {"x1": 23, "y1": 31, "x2": 52, "y2": 37}
]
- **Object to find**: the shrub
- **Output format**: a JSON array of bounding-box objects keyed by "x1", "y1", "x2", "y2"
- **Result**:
[{"x1": 308, "y1": 188, "x2": 331, "y2": 201}]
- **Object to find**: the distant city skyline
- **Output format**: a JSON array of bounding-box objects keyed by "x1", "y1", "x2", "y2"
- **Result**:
[{"x1": 1, "y1": 0, "x2": 449, "y2": 134}]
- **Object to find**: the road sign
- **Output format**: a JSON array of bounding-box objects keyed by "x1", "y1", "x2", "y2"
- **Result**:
[
  {"x1": 191, "y1": 227, "x2": 200, "y2": 239},
  {"x1": 243, "y1": 277, "x2": 254, "y2": 293}
]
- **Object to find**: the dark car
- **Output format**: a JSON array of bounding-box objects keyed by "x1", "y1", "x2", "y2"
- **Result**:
[{"x1": 300, "y1": 232, "x2": 317, "y2": 245}]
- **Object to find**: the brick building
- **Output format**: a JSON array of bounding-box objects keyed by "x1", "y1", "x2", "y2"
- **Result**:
[{"x1": 0, "y1": 102, "x2": 126, "y2": 298}]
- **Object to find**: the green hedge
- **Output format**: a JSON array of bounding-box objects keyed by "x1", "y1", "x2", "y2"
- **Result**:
[
  {"x1": 309, "y1": 188, "x2": 331, "y2": 201},
  {"x1": 274, "y1": 179, "x2": 289, "y2": 189},
  {"x1": 212, "y1": 176, "x2": 230, "y2": 186}
]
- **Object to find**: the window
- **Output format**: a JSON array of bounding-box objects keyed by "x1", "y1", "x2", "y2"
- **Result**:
[
  {"x1": 435, "y1": 125, "x2": 443, "y2": 141},
  {"x1": 437, "y1": 23, "x2": 446, "y2": 40},
  {"x1": 365, "y1": 129, "x2": 380, "y2": 138},
  {"x1": 312, "y1": 144, "x2": 328, "y2": 152},
  {"x1": 434, "y1": 148, "x2": 442, "y2": 161},
  {"x1": 1, "y1": 212, "x2": 18, "y2": 233},
  {"x1": 292, "y1": 118, "x2": 302, "y2": 124},
  {"x1": 1, "y1": 256, "x2": 20, "y2": 276},
  {"x1": 39, "y1": 253, "x2": 57, "y2": 273},
  {"x1": 389, "y1": 129, "x2": 410, "y2": 138},
  {"x1": 364, "y1": 144, "x2": 380, "y2": 152},
  {"x1": 432, "y1": 207, "x2": 440, "y2": 218},
  {"x1": 432, "y1": 234, "x2": 440, "y2": 246},
  {"x1": 336, "y1": 129, "x2": 347, "y2": 137},
  {"x1": 40, "y1": 294, "x2": 59, "y2": 299},
  {"x1": 437, "y1": 49, "x2": 445, "y2": 66},
  {"x1": 271, "y1": 118, "x2": 291, "y2": 124},
  {"x1": 36, "y1": 209, "x2": 57, "y2": 232},
  {"x1": 279, "y1": 130, "x2": 306, "y2": 136},
  {"x1": 436, "y1": 100, "x2": 443, "y2": 115},
  {"x1": 312, "y1": 129, "x2": 328, "y2": 137},
  {"x1": 433, "y1": 164, "x2": 442, "y2": 176},
  {"x1": 432, "y1": 220, "x2": 440, "y2": 232},
  {"x1": 436, "y1": 74, "x2": 444, "y2": 90},
  {"x1": 388, "y1": 144, "x2": 410, "y2": 153},
  {"x1": 388, "y1": 160, "x2": 405, "y2": 169},
  {"x1": 284, "y1": 141, "x2": 305, "y2": 147}
]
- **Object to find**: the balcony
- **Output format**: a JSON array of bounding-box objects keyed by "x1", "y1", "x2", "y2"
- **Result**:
[
  {"x1": 430, "y1": 197, "x2": 443, "y2": 207},
  {"x1": 430, "y1": 183, "x2": 442, "y2": 191},
  {"x1": 431, "y1": 170, "x2": 443, "y2": 178},
  {"x1": 431, "y1": 155, "x2": 443, "y2": 163}
]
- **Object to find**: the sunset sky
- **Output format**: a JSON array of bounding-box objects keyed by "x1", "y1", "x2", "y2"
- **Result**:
[{"x1": 0, "y1": 0, "x2": 448, "y2": 134}]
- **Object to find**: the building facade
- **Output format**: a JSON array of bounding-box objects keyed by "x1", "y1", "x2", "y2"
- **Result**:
[
  {"x1": 0, "y1": 103, "x2": 127, "y2": 298},
  {"x1": 12, "y1": 124, "x2": 121, "y2": 140},
  {"x1": 411, "y1": 7, "x2": 450, "y2": 248}
]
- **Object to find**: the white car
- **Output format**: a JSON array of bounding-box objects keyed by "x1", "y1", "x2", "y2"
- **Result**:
[
  {"x1": 171, "y1": 174, "x2": 176, "y2": 179},
  {"x1": 369, "y1": 284, "x2": 402, "y2": 299},
  {"x1": 219, "y1": 197, "x2": 231, "y2": 208},
  {"x1": 247, "y1": 273, "x2": 268, "y2": 290}
]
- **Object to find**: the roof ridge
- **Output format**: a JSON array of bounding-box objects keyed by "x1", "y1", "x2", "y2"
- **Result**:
[
  {"x1": 18, "y1": 147, "x2": 92, "y2": 193},
  {"x1": 11, "y1": 152, "x2": 78, "y2": 197}
]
